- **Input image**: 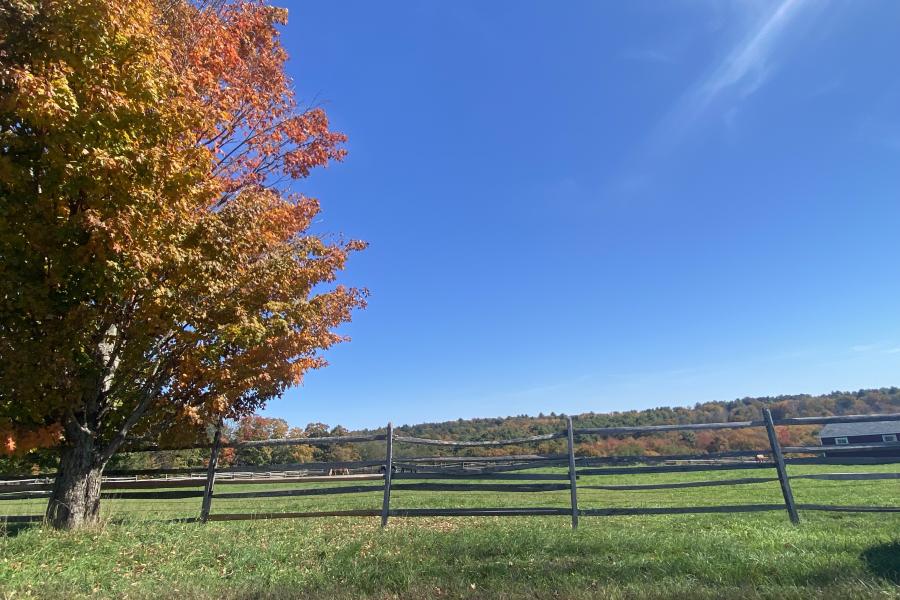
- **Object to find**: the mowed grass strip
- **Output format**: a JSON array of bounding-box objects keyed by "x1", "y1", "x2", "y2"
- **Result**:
[{"x1": 0, "y1": 464, "x2": 898, "y2": 599}]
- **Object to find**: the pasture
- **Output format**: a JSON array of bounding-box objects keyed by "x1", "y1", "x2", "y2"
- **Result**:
[{"x1": 1, "y1": 463, "x2": 898, "y2": 599}]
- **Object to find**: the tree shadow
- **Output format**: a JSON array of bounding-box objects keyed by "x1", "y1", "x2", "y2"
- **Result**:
[
  {"x1": 1, "y1": 515, "x2": 199, "y2": 537},
  {"x1": 0, "y1": 521, "x2": 40, "y2": 537},
  {"x1": 861, "y1": 541, "x2": 900, "y2": 584}
]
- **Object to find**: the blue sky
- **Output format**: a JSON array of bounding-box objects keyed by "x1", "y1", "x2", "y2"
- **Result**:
[{"x1": 262, "y1": 0, "x2": 900, "y2": 430}]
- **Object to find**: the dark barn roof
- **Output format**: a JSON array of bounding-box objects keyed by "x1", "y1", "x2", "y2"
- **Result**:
[{"x1": 819, "y1": 420, "x2": 900, "y2": 439}]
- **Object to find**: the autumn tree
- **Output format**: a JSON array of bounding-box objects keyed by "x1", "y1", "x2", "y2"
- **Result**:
[
  {"x1": 0, "y1": 0, "x2": 365, "y2": 528},
  {"x1": 229, "y1": 415, "x2": 314, "y2": 466}
]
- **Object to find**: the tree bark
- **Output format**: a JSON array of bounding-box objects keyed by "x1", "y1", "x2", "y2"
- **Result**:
[
  {"x1": 44, "y1": 324, "x2": 123, "y2": 530},
  {"x1": 45, "y1": 430, "x2": 104, "y2": 529}
]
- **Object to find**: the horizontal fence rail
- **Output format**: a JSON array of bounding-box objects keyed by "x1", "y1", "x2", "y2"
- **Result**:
[
  {"x1": 393, "y1": 433, "x2": 565, "y2": 447},
  {"x1": 2, "y1": 411, "x2": 898, "y2": 526},
  {"x1": 229, "y1": 433, "x2": 387, "y2": 449},
  {"x1": 572, "y1": 412, "x2": 900, "y2": 436},
  {"x1": 100, "y1": 412, "x2": 900, "y2": 453}
]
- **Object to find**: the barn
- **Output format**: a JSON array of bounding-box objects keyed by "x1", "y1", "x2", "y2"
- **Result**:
[{"x1": 818, "y1": 420, "x2": 900, "y2": 457}]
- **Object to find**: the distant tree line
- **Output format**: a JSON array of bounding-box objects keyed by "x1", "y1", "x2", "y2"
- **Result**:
[
  {"x1": 385, "y1": 388, "x2": 899, "y2": 459},
  {"x1": 2, "y1": 388, "x2": 897, "y2": 474}
]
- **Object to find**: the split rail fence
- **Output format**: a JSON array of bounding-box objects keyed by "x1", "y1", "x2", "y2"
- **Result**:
[{"x1": 2, "y1": 410, "x2": 899, "y2": 526}]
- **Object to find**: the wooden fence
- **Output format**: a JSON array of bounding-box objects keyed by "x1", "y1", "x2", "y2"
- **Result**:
[{"x1": 2, "y1": 410, "x2": 899, "y2": 526}]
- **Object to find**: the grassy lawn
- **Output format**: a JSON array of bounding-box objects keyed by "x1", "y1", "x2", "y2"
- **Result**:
[{"x1": 1, "y1": 464, "x2": 898, "y2": 598}]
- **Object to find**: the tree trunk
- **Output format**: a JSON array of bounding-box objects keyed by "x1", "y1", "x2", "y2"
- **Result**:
[{"x1": 46, "y1": 431, "x2": 105, "y2": 529}]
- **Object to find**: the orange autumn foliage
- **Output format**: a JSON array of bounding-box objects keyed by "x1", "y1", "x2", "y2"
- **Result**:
[
  {"x1": 0, "y1": 424, "x2": 64, "y2": 456},
  {"x1": 0, "y1": 0, "x2": 365, "y2": 472}
]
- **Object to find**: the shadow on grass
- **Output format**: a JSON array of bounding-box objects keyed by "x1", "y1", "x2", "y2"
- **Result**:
[
  {"x1": 1, "y1": 515, "x2": 198, "y2": 537},
  {"x1": 0, "y1": 521, "x2": 39, "y2": 537},
  {"x1": 861, "y1": 541, "x2": 900, "y2": 584}
]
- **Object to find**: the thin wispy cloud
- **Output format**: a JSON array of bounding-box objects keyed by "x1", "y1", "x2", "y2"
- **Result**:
[
  {"x1": 607, "y1": 0, "x2": 822, "y2": 198},
  {"x1": 502, "y1": 374, "x2": 594, "y2": 399},
  {"x1": 698, "y1": 1, "x2": 807, "y2": 104},
  {"x1": 851, "y1": 343, "x2": 881, "y2": 353},
  {"x1": 849, "y1": 342, "x2": 900, "y2": 354},
  {"x1": 653, "y1": 0, "x2": 817, "y2": 151}
]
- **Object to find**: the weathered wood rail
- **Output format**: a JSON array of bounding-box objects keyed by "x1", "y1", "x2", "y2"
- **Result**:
[{"x1": 1, "y1": 411, "x2": 898, "y2": 526}]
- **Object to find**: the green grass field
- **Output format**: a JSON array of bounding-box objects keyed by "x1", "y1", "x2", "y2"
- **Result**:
[{"x1": 1, "y1": 464, "x2": 898, "y2": 599}]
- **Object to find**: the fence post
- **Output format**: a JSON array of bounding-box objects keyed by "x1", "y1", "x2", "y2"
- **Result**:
[
  {"x1": 566, "y1": 416, "x2": 579, "y2": 529},
  {"x1": 763, "y1": 408, "x2": 799, "y2": 525},
  {"x1": 200, "y1": 420, "x2": 223, "y2": 524},
  {"x1": 381, "y1": 422, "x2": 394, "y2": 528}
]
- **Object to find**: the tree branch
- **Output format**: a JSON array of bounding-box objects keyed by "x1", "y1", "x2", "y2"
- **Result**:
[{"x1": 96, "y1": 385, "x2": 161, "y2": 466}]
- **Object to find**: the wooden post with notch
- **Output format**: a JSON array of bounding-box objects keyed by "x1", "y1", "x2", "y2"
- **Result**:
[
  {"x1": 566, "y1": 416, "x2": 579, "y2": 529},
  {"x1": 200, "y1": 420, "x2": 223, "y2": 524},
  {"x1": 763, "y1": 408, "x2": 800, "y2": 525},
  {"x1": 381, "y1": 422, "x2": 394, "y2": 528}
]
